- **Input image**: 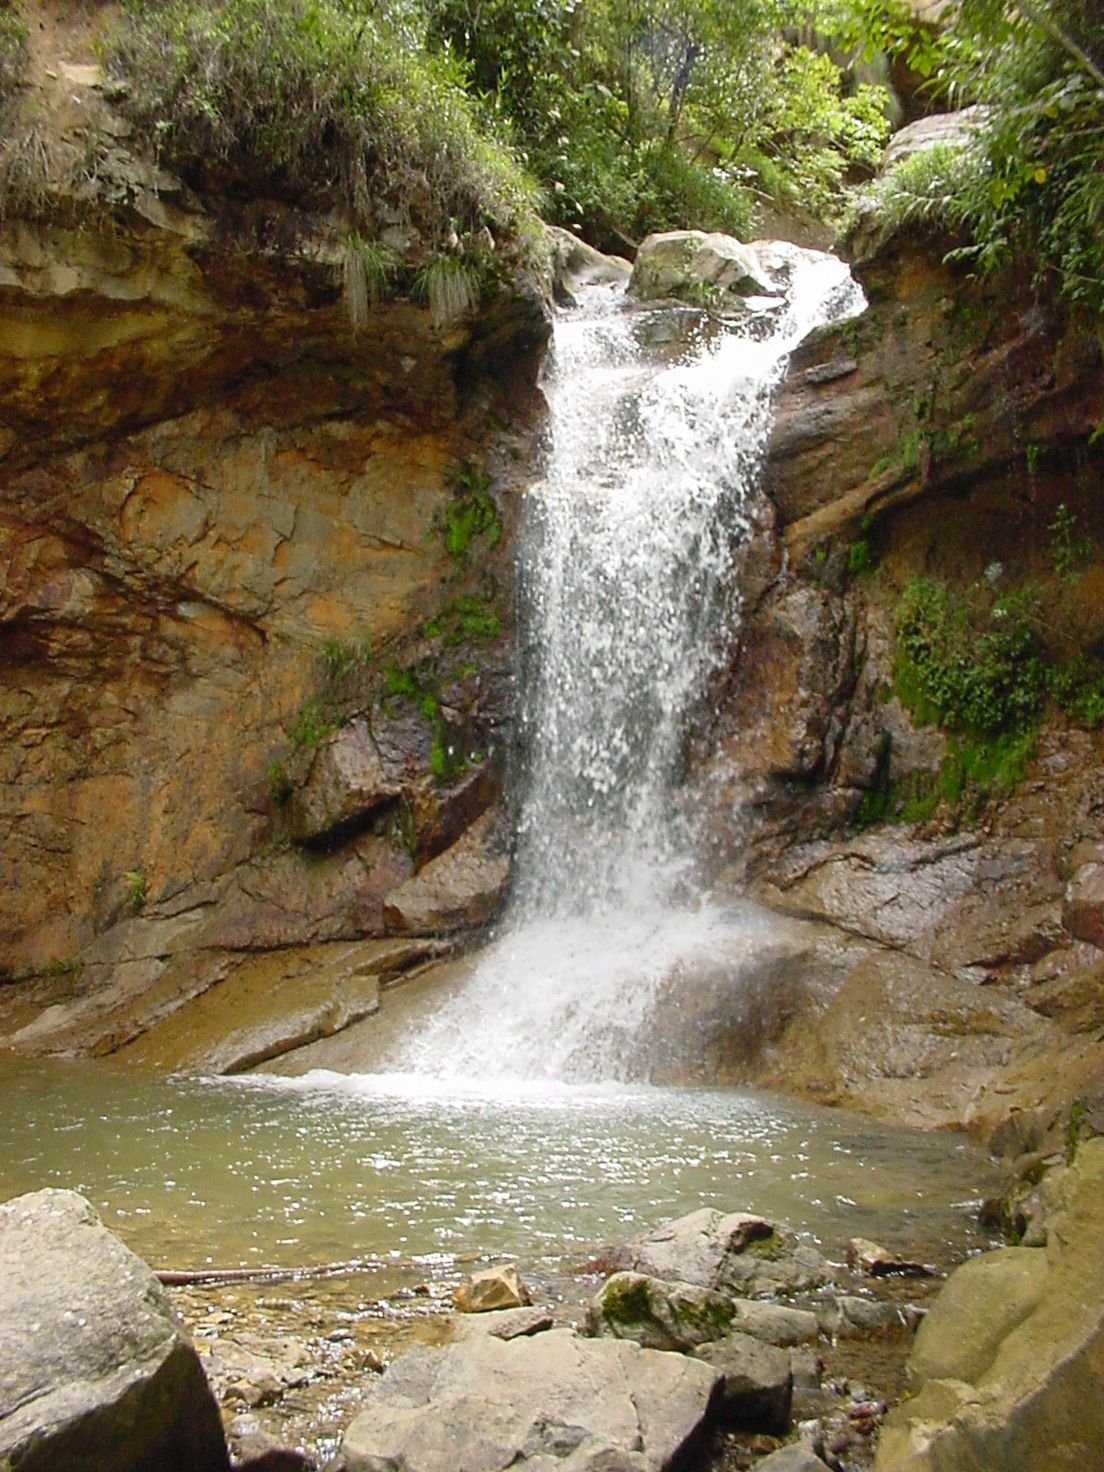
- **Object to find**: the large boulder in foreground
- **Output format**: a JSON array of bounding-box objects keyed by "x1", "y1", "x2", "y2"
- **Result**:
[
  {"x1": 338, "y1": 1326, "x2": 720, "y2": 1472},
  {"x1": 874, "y1": 1138, "x2": 1104, "y2": 1472},
  {"x1": 0, "y1": 1188, "x2": 229, "y2": 1472}
]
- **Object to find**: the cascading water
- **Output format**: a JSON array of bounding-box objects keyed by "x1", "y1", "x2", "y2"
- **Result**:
[{"x1": 398, "y1": 245, "x2": 864, "y2": 1083}]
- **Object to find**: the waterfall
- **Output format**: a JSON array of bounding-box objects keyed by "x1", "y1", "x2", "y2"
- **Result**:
[{"x1": 398, "y1": 244, "x2": 863, "y2": 1083}]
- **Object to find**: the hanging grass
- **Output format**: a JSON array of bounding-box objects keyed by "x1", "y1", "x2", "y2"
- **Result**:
[
  {"x1": 105, "y1": 0, "x2": 540, "y2": 250},
  {"x1": 412, "y1": 253, "x2": 483, "y2": 329}
]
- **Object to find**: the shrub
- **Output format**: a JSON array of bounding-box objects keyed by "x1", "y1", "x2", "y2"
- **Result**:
[
  {"x1": 894, "y1": 576, "x2": 1046, "y2": 735},
  {"x1": 106, "y1": 0, "x2": 539, "y2": 249}
]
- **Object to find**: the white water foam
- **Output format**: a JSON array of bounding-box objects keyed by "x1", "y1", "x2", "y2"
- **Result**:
[{"x1": 396, "y1": 245, "x2": 864, "y2": 1084}]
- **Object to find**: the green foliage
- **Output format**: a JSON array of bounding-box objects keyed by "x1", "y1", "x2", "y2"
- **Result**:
[
  {"x1": 288, "y1": 698, "x2": 336, "y2": 751},
  {"x1": 894, "y1": 576, "x2": 1046, "y2": 736},
  {"x1": 440, "y1": 462, "x2": 501, "y2": 560},
  {"x1": 412, "y1": 253, "x2": 483, "y2": 329},
  {"x1": 424, "y1": 593, "x2": 501, "y2": 645},
  {"x1": 321, "y1": 635, "x2": 372, "y2": 679},
  {"x1": 856, "y1": 0, "x2": 1104, "y2": 314},
  {"x1": 123, "y1": 869, "x2": 147, "y2": 912},
  {"x1": 0, "y1": 8, "x2": 26, "y2": 127},
  {"x1": 106, "y1": 0, "x2": 539, "y2": 248},
  {"x1": 382, "y1": 664, "x2": 421, "y2": 701},
  {"x1": 847, "y1": 537, "x2": 875, "y2": 576},
  {"x1": 1047, "y1": 659, "x2": 1104, "y2": 729},
  {"x1": 342, "y1": 234, "x2": 398, "y2": 330},
  {"x1": 267, "y1": 759, "x2": 293, "y2": 804},
  {"x1": 428, "y1": 0, "x2": 892, "y2": 246},
  {"x1": 1048, "y1": 501, "x2": 1093, "y2": 579}
]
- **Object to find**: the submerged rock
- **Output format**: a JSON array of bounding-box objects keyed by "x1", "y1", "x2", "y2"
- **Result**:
[
  {"x1": 337, "y1": 1326, "x2": 721, "y2": 1472},
  {"x1": 0, "y1": 1188, "x2": 229, "y2": 1472}
]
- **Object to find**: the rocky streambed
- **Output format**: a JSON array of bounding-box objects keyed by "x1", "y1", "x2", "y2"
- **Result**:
[{"x1": 4, "y1": 1137, "x2": 1102, "y2": 1472}]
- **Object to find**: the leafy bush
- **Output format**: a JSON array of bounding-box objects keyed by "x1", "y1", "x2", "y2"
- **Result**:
[
  {"x1": 894, "y1": 576, "x2": 1045, "y2": 735},
  {"x1": 106, "y1": 0, "x2": 539, "y2": 248},
  {"x1": 428, "y1": 0, "x2": 893, "y2": 247},
  {"x1": 853, "y1": 0, "x2": 1104, "y2": 315}
]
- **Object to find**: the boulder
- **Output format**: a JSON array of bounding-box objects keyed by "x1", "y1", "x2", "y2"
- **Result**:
[
  {"x1": 586, "y1": 1272, "x2": 734, "y2": 1352},
  {"x1": 629, "y1": 231, "x2": 775, "y2": 309},
  {"x1": 754, "y1": 1446, "x2": 831, "y2": 1472},
  {"x1": 728, "y1": 1299, "x2": 819, "y2": 1348},
  {"x1": 874, "y1": 1138, "x2": 1104, "y2": 1472},
  {"x1": 338, "y1": 1326, "x2": 721, "y2": 1472},
  {"x1": 617, "y1": 1208, "x2": 836, "y2": 1299},
  {"x1": 0, "y1": 1188, "x2": 229, "y2": 1472},
  {"x1": 693, "y1": 1332, "x2": 793, "y2": 1432},
  {"x1": 817, "y1": 1295, "x2": 906, "y2": 1339},
  {"x1": 453, "y1": 1264, "x2": 531, "y2": 1314},
  {"x1": 1063, "y1": 862, "x2": 1104, "y2": 949},
  {"x1": 286, "y1": 720, "x2": 401, "y2": 845},
  {"x1": 383, "y1": 811, "x2": 509, "y2": 934}
]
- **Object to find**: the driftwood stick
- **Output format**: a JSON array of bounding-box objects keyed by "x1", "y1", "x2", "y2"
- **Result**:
[{"x1": 156, "y1": 1258, "x2": 381, "y2": 1286}]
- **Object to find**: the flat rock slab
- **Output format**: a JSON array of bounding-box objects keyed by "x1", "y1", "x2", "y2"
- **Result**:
[
  {"x1": 339, "y1": 1326, "x2": 721, "y2": 1472},
  {"x1": 0, "y1": 1188, "x2": 229, "y2": 1472}
]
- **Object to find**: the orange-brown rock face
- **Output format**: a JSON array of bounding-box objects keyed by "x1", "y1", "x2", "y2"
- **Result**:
[
  {"x1": 687, "y1": 226, "x2": 1104, "y2": 1147},
  {"x1": 0, "y1": 197, "x2": 548, "y2": 1023}
]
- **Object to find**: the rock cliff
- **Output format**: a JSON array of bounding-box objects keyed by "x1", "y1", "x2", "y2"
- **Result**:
[
  {"x1": 690, "y1": 211, "x2": 1104, "y2": 1147},
  {"x1": 0, "y1": 40, "x2": 548, "y2": 1048}
]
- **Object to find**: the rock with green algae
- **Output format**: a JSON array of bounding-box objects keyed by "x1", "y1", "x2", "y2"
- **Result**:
[
  {"x1": 874, "y1": 1137, "x2": 1104, "y2": 1471},
  {"x1": 615, "y1": 1207, "x2": 836, "y2": 1299},
  {"x1": 586, "y1": 1271, "x2": 735, "y2": 1352}
]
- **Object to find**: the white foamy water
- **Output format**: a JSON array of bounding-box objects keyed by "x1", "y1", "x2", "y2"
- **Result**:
[{"x1": 398, "y1": 246, "x2": 864, "y2": 1083}]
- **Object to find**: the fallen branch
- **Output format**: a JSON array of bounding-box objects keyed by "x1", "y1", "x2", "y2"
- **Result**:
[{"x1": 156, "y1": 1258, "x2": 382, "y2": 1286}]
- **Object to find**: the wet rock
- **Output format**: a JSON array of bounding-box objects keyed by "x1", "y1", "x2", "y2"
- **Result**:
[
  {"x1": 711, "y1": 584, "x2": 856, "y2": 783},
  {"x1": 586, "y1": 1272, "x2": 735, "y2": 1352},
  {"x1": 629, "y1": 231, "x2": 775, "y2": 308},
  {"x1": 338, "y1": 1327, "x2": 721, "y2": 1472},
  {"x1": 846, "y1": 1238, "x2": 935, "y2": 1279},
  {"x1": 547, "y1": 226, "x2": 631, "y2": 299},
  {"x1": 0, "y1": 1188, "x2": 230, "y2": 1472},
  {"x1": 286, "y1": 721, "x2": 400, "y2": 845},
  {"x1": 752, "y1": 1446, "x2": 831, "y2": 1472},
  {"x1": 383, "y1": 811, "x2": 509, "y2": 935},
  {"x1": 817, "y1": 1296, "x2": 904, "y2": 1339},
  {"x1": 728, "y1": 1299, "x2": 819, "y2": 1347},
  {"x1": 693, "y1": 1332, "x2": 793, "y2": 1433},
  {"x1": 789, "y1": 1347, "x2": 823, "y2": 1393},
  {"x1": 875, "y1": 1139, "x2": 1104, "y2": 1472},
  {"x1": 753, "y1": 948, "x2": 1065, "y2": 1137},
  {"x1": 453, "y1": 1263, "x2": 531, "y2": 1314},
  {"x1": 618, "y1": 1208, "x2": 836, "y2": 1299},
  {"x1": 1063, "y1": 862, "x2": 1104, "y2": 948}
]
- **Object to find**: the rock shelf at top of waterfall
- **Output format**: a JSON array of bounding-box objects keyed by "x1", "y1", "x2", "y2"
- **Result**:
[{"x1": 396, "y1": 235, "x2": 865, "y2": 1085}]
